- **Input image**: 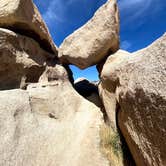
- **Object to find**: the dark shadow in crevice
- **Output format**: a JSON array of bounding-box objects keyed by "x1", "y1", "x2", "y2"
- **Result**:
[
  {"x1": 100, "y1": 106, "x2": 110, "y2": 124},
  {"x1": 25, "y1": 66, "x2": 46, "y2": 83},
  {"x1": 96, "y1": 50, "x2": 115, "y2": 75},
  {"x1": 1, "y1": 23, "x2": 57, "y2": 56},
  {"x1": 116, "y1": 103, "x2": 136, "y2": 166},
  {"x1": 74, "y1": 79, "x2": 98, "y2": 97},
  {"x1": 74, "y1": 79, "x2": 102, "y2": 107},
  {"x1": 63, "y1": 64, "x2": 74, "y2": 84}
]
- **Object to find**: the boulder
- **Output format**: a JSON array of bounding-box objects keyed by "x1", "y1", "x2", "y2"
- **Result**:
[
  {"x1": 0, "y1": 68, "x2": 109, "y2": 166},
  {"x1": 99, "y1": 34, "x2": 166, "y2": 166},
  {"x1": 74, "y1": 77, "x2": 134, "y2": 165},
  {"x1": 0, "y1": 28, "x2": 54, "y2": 90},
  {"x1": 0, "y1": 0, "x2": 58, "y2": 55},
  {"x1": 99, "y1": 50, "x2": 130, "y2": 130},
  {"x1": 0, "y1": 0, "x2": 131, "y2": 165},
  {"x1": 59, "y1": 0, "x2": 119, "y2": 69},
  {"x1": 74, "y1": 78, "x2": 102, "y2": 107}
]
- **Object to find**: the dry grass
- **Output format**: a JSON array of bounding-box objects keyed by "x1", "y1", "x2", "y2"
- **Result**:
[{"x1": 100, "y1": 124, "x2": 124, "y2": 166}]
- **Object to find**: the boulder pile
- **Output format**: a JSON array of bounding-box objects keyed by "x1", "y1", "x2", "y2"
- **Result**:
[{"x1": 0, "y1": 0, "x2": 165, "y2": 166}]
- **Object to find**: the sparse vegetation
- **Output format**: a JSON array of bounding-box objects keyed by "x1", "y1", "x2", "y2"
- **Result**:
[{"x1": 100, "y1": 124, "x2": 123, "y2": 166}]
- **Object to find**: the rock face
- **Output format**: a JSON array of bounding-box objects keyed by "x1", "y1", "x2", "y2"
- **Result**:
[
  {"x1": 99, "y1": 50, "x2": 130, "y2": 130},
  {"x1": 0, "y1": 1, "x2": 110, "y2": 165},
  {"x1": 0, "y1": 28, "x2": 53, "y2": 90},
  {"x1": 99, "y1": 35, "x2": 166, "y2": 166},
  {"x1": 0, "y1": 0, "x2": 58, "y2": 54},
  {"x1": 0, "y1": 0, "x2": 165, "y2": 165},
  {"x1": 0, "y1": 68, "x2": 110, "y2": 166},
  {"x1": 59, "y1": 0, "x2": 119, "y2": 69}
]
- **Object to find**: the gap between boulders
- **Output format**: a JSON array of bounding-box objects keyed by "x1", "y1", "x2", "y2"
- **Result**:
[{"x1": 1, "y1": 25, "x2": 56, "y2": 55}]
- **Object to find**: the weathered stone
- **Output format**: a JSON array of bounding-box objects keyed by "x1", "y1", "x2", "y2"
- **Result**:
[
  {"x1": 0, "y1": 0, "x2": 58, "y2": 54},
  {"x1": 99, "y1": 34, "x2": 166, "y2": 166},
  {"x1": 0, "y1": 74, "x2": 109, "y2": 166},
  {"x1": 59, "y1": 0, "x2": 119, "y2": 69},
  {"x1": 0, "y1": 28, "x2": 54, "y2": 90},
  {"x1": 98, "y1": 50, "x2": 135, "y2": 166},
  {"x1": 99, "y1": 50, "x2": 130, "y2": 130},
  {"x1": 39, "y1": 65, "x2": 69, "y2": 83}
]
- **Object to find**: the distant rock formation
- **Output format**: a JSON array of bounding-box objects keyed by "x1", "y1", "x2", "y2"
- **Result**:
[
  {"x1": 0, "y1": 0, "x2": 165, "y2": 165},
  {"x1": 74, "y1": 78, "x2": 102, "y2": 107}
]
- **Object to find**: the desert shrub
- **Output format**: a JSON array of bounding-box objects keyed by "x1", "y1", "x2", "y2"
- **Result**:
[{"x1": 100, "y1": 125, "x2": 123, "y2": 166}]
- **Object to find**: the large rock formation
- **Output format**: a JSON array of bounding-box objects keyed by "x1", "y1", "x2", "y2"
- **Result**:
[
  {"x1": 99, "y1": 50, "x2": 130, "y2": 130},
  {"x1": 0, "y1": 1, "x2": 111, "y2": 166},
  {"x1": 0, "y1": 0, "x2": 165, "y2": 165},
  {"x1": 0, "y1": 28, "x2": 54, "y2": 90},
  {"x1": 59, "y1": 0, "x2": 119, "y2": 69},
  {"x1": 0, "y1": 0, "x2": 58, "y2": 54},
  {"x1": 0, "y1": 68, "x2": 109, "y2": 166},
  {"x1": 99, "y1": 34, "x2": 166, "y2": 166}
]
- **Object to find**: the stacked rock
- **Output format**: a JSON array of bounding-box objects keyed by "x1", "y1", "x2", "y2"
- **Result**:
[{"x1": 0, "y1": 0, "x2": 165, "y2": 165}]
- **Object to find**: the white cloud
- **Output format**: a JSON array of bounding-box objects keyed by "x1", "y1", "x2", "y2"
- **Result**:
[
  {"x1": 42, "y1": 0, "x2": 67, "y2": 26},
  {"x1": 121, "y1": 40, "x2": 132, "y2": 50},
  {"x1": 118, "y1": 0, "x2": 152, "y2": 21},
  {"x1": 42, "y1": 0, "x2": 81, "y2": 26},
  {"x1": 118, "y1": 0, "x2": 163, "y2": 25}
]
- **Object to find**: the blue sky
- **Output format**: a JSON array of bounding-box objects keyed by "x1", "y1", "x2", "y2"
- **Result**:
[{"x1": 34, "y1": 0, "x2": 166, "y2": 81}]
